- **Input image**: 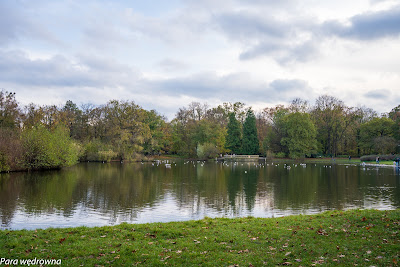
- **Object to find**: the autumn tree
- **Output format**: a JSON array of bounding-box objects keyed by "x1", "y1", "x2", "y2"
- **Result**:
[
  {"x1": 359, "y1": 117, "x2": 396, "y2": 154},
  {"x1": 312, "y1": 95, "x2": 355, "y2": 156},
  {"x1": 142, "y1": 110, "x2": 172, "y2": 155},
  {"x1": 281, "y1": 112, "x2": 317, "y2": 158},
  {"x1": 103, "y1": 100, "x2": 151, "y2": 160},
  {"x1": 263, "y1": 105, "x2": 289, "y2": 156},
  {"x1": 0, "y1": 90, "x2": 21, "y2": 128}
]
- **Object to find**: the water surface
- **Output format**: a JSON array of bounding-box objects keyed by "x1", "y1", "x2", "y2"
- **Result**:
[{"x1": 1, "y1": 161, "x2": 399, "y2": 229}]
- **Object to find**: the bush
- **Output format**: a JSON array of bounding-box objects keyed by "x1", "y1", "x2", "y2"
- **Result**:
[
  {"x1": 21, "y1": 125, "x2": 79, "y2": 170},
  {"x1": 0, "y1": 152, "x2": 10, "y2": 172},
  {"x1": 197, "y1": 143, "x2": 219, "y2": 159},
  {"x1": 97, "y1": 150, "x2": 119, "y2": 162},
  {"x1": 275, "y1": 152, "x2": 286, "y2": 158},
  {"x1": 82, "y1": 140, "x2": 118, "y2": 162},
  {"x1": 0, "y1": 128, "x2": 23, "y2": 172}
]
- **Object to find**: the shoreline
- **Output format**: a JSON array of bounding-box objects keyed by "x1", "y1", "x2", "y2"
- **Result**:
[{"x1": 2, "y1": 157, "x2": 399, "y2": 174}]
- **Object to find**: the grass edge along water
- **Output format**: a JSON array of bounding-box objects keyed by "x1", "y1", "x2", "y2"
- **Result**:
[{"x1": 1, "y1": 209, "x2": 399, "y2": 266}]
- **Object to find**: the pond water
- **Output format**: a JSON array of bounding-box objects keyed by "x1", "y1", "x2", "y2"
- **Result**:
[{"x1": 1, "y1": 161, "x2": 399, "y2": 229}]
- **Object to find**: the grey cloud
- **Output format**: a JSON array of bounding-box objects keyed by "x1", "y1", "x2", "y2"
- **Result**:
[
  {"x1": 239, "y1": 42, "x2": 282, "y2": 60},
  {"x1": 0, "y1": 50, "x2": 139, "y2": 88},
  {"x1": 322, "y1": 5, "x2": 400, "y2": 40},
  {"x1": 0, "y1": 1, "x2": 61, "y2": 46},
  {"x1": 364, "y1": 89, "x2": 391, "y2": 99},
  {"x1": 239, "y1": 39, "x2": 318, "y2": 64},
  {"x1": 0, "y1": 50, "x2": 93, "y2": 87},
  {"x1": 214, "y1": 10, "x2": 319, "y2": 64},
  {"x1": 278, "y1": 40, "x2": 319, "y2": 64},
  {"x1": 0, "y1": 1, "x2": 23, "y2": 44},
  {"x1": 148, "y1": 72, "x2": 313, "y2": 104},
  {"x1": 269, "y1": 79, "x2": 308, "y2": 92},
  {"x1": 214, "y1": 4, "x2": 400, "y2": 64}
]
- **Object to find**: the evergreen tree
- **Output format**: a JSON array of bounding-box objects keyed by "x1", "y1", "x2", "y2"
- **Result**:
[
  {"x1": 225, "y1": 112, "x2": 242, "y2": 154},
  {"x1": 242, "y1": 109, "x2": 259, "y2": 154}
]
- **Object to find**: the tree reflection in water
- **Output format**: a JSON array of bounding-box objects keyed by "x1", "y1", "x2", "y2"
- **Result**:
[{"x1": 0, "y1": 161, "x2": 399, "y2": 229}]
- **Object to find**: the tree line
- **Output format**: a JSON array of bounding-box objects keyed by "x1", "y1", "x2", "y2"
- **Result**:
[{"x1": 1, "y1": 89, "x2": 399, "y2": 171}]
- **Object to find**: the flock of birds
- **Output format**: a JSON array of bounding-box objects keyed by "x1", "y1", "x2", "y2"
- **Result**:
[{"x1": 134, "y1": 160, "x2": 368, "y2": 172}]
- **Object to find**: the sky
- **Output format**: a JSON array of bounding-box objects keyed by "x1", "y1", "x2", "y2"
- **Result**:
[{"x1": 1, "y1": 0, "x2": 400, "y2": 120}]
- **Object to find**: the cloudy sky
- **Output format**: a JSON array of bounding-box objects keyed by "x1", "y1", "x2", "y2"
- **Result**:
[{"x1": 1, "y1": 0, "x2": 399, "y2": 119}]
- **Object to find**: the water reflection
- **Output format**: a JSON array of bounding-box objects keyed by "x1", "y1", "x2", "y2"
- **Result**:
[{"x1": 0, "y1": 161, "x2": 399, "y2": 229}]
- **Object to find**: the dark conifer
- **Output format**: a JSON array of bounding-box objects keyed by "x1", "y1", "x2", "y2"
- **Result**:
[
  {"x1": 242, "y1": 109, "x2": 259, "y2": 155},
  {"x1": 225, "y1": 112, "x2": 242, "y2": 154}
]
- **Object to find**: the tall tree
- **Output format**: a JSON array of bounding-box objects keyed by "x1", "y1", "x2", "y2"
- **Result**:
[
  {"x1": 389, "y1": 105, "x2": 400, "y2": 148},
  {"x1": 264, "y1": 105, "x2": 289, "y2": 156},
  {"x1": 281, "y1": 112, "x2": 317, "y2": 158},
  {"x1": 359, "y1": 117, "x2": 396, "y2": 154},
  {"x1": 60, "y1": 100, "x2": 84, "y2": 140},
  {"x1": 242, "y1": 109, "x2": 259, "y2": 155},
  {"x1": 0, "y1": 90, "x2": 21, "y2": 128},
  {"x1": 225, "y1": 112, "x2": 242, "y2": 154},
  {"x1": 103, "y1": 100, "x2": 151, "y2": 160},
  {"x1": 312, "y1": 95, "x2": 353, "y2": 156},
  {"x1": 142, "y1": 110, "x2": 171, "y2": 155}
]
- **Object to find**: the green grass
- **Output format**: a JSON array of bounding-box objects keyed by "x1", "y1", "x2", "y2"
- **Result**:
[
  {"x1": 268, "y1": 157, "x2": 362, "y2": 164},
  {"x1": 305, "y1": 158, "x2": 361, "y2": 164},
  {"x1": 1, "y1": 210, "x2": 399, "y2": 266},
  {"x1": 363, "y1": 160, "x2": 396, "y2": 166}
]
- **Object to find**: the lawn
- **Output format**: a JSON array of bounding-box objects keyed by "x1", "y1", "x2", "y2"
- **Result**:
[{"x1": 1, "y1": 209, "x2": 399, "y2": 266}]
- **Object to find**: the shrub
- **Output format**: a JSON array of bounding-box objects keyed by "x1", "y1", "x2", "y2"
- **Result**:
[
  {"x1": 0, "y1": 128, "x2": 23, "y2": 171},
  {"x1": 275, "y1": 152, "x2": 286, "y2": 158},
  {"x1": 82, "y1": 140, "x2": 118, "y2": 162},
  {"x1": 197, "y1": 143, "x2": 219, "y2": 159},
  {"x1": 97, "y1": 150, "x2": 119, "y2": 162},
  {"x1": 21, "y1": 125, "x2": 78, "y2": 170},
  {"x1": 0, "y1": 152, "x2": 9, "y2": 172}
]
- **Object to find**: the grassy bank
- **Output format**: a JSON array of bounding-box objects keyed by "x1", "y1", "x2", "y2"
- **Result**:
[
  {"x1": 1, "y1": 210, "x2": 399, "y2": 266},
  {"x1": 266, "y1": 157, "x2": 361, "y2": 164}
]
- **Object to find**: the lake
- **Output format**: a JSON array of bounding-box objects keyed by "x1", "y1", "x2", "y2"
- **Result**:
[{"x1": 1, "y1": 160, "x2": 399, "y2": 229}]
